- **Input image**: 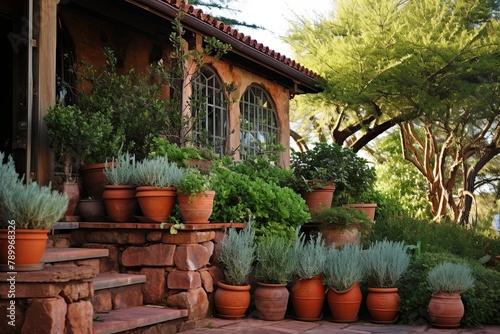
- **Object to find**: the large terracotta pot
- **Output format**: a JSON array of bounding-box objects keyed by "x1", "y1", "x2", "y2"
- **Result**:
[
  {"x1": 177, "y1": 190, "x2": 215, "y2": 224},
  {"x1": 366, "y1": 287, "x2": 400, "y2": 323},
  {"x1": 290, "y1": 275, "x2": 326, "y2": 320},
  {"x1": 136, "y1": 186, "x2": 177, "y2": 222},
  {"x1": 327, "y1": 282, "x2": 362, "y2": 322},
  {"x1": 319, "y1": 224, "x2": 360, "y2": 248},
  {"x1": 77, "y1": 199, "x2": 106, "y2": 221},
  {"x1": 214, "y1": 281, "x2": 251, "y2": 319},
  {"x1": 343, "y1": 203, "x2": 377, "y2": 221},
  {"x1": 102, "y1": 185, "x2": 138, "y2": 222},
  {"x1": 0, "y1": 229, "x2": 49, "y2": 271},
  {"x1": 300, "y1": 183, "x2": 336, "y2": 214},
  {"x1": 81, "y1": 162, "x2": 115, "y2": 199},
  {"x1": 428, "y1": 292, "x2": 464, "y2": 329},
  {"x1": 254, "y1": 282, "x2": 289, "y2": 321}
]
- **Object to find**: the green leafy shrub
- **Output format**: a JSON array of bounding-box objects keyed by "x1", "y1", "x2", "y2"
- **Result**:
[
  {"x1": 210, "y1": 168, "x2": 310, "y2": 239},
  {"x1": 177, "y1": 168, "x2": 213, "y2": 197},
  {"x1": 398, "y1": 252, "x2": 500, "y2": 326}
]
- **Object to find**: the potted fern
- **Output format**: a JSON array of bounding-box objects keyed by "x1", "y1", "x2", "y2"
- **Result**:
[
  {"x1": 254, "y1": 233, "x2": 295, "y2": 320},
  {"x1": 290, "y1": 231, "x2": 327, "y2": 321},
  {"x1": 176, "y1": 168, "x2": 215, "y2": 224},
  {"x1": 363, "y1": 238, "x2": 411, "y2": 323},
  {"x1": 214, "y1": 221, "x2": 256, "y2": 319},
  {"x1": 0, "y1": 152, "x2": 68, "y2": 270},
  {"x1": 134, "y1": 154, "x2": 185, "y2": 222},
  {"x1": 102, "y1": 151, "x2": 138, "y2": 222},
  {"x1": 323, "y1": 243, "x2": 364, "y2": 322},
  {"x1": 427, "y1": 261, "x2": 475, "y2": 329}
]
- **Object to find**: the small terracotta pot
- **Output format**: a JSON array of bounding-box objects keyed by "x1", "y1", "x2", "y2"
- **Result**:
[
  {"x1": 102, "y1": 185, "x2": 137, "y2": 222},
  {"x1": 136, "y1": 186, "x2": 177, "y2": 222},
  {"x1": 177, "y1": 190, "x2": 215, "y2": 224},
  {"x1": 290, "y1": 275, "x2": 326, "y2": 320},
  {"x1": 214, "y1": 281, "x2": 251, "y2": 319},
  {"x1": 0, "y1": 229, "x2": 49, "y2": 270},
  {"x1": 327, "y1": 282, "x2": 362, "y2": 322},
  {"x1": 59, "y1": 182, "x2": 80, "y2": 216},
  {"x1": 300, "y1": 183, "x2": 336, "y2": 213},
  {"x1": 343, "y1": 203, "x2": 377, "y2": 221},
  {"x1": 428, "y1": 292, "x2": 464, "y2": 329},
  {"x1": 254, "y1": 282, "x2": 289, "y2": 321},
  {"x1": 81, "y1": 162, "x2": 115, "y2": 199}
]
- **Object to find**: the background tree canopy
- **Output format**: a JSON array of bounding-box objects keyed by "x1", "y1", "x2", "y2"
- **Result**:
[{"x1": 285, "y1": 0, "x2": 500, "y2": 224}]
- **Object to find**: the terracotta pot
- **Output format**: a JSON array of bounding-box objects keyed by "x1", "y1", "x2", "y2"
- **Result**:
[
  {"x1": 300, "y1": 183, "x2": 336, "y2": 213},
  {"x1": 102, "y1": 185, "x2": 138, "y2": 222},
  {"x1": 319, "y1": 224, "x2": 360, "y2": 248},
  {"x1": 290, "y1": 275, "x2": 326, "y2": 320},
  {"x1": 428, "y1": 292, "x2": 464, "y2": 329},
  {"x1": 254, "y1": 282, "x2": 289, "y2": 321},
  {"x1": 58, "y1": 182, "x2": 80, "y2": 216},
  {"x1": 214, "y1": 281, "x2": 251, "y2": 319},
  {"x1": 0, "y1": 229, "x2": 49, "y2": 271},
  {"x1": 343, "y1": 203, "x2": 377, "y2": 221},
  {"x1": 136, "y1": 186, "x2": 177, "y2": 222},
  {"x1": 81, "y1": 162, "x2": 115, "y2": 199},
  {"x1": 327, "y1": 282, "x2": 362, "y2": 323},
  {"x1": 366, "y1": 287, "x2": 400, "y2": 324},
  {"x1": 77, "y1": 199, "x2": 106, "y2": 221},
  {"x1": 177, "y1": 191, "x2": 215, "y2": 224}
]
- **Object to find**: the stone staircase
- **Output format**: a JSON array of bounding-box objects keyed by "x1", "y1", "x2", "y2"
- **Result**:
[{"x1": 41, "y1": 247, "x2": 188, "y2": 333}]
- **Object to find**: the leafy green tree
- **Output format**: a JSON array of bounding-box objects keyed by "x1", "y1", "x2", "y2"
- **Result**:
[{"x1": 286, "y1": 0, "x2": 500, "y2": 223}]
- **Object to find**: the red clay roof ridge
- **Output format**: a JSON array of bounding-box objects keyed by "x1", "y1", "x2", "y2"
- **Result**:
[{"x1": 164, "y1": 0, "x2": 319, "y2": 79}]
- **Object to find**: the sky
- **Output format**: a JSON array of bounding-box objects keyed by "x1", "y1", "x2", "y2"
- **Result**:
[{"x1": 209, "y1": 0, "x2": 333, "y2": 59}]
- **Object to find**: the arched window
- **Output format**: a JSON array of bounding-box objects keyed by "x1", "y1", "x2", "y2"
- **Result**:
[
  {"x1": 191, "y1": 66, "x2": 228, "y2": 156},
  {"x1": 239, "y1": 85, "x2": 279, "y2": 160}
]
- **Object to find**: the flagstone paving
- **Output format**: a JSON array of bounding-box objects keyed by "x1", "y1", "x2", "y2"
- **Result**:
[{"x1": 182, "y1": 316, "x2": 500, "y2": 334}]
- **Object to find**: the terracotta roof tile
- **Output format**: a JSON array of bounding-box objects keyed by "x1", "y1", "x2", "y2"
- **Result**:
[{"x1": 162, "y1": 0, "x2": 319, "y2": 80}]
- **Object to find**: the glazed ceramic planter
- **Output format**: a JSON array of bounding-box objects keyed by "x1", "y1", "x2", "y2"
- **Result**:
[
  {"x1": 254, "y1": 282, "x2": 289, "y2": 321},
  {"x1": 327, "y1": 282, "x2": 362, "y2": 322},
  {"x1": 290, "y1": 275, "x2": 326, "y2": 321},
  {"x1": 77, "y1": 198, "x2": 106, "y2": 221},
  {"x1": 428, "y1": 292, "x2": 464, "y2": 329},
  {"x1": 214, "y1": 281, "x2": 251, "y2": 319}
]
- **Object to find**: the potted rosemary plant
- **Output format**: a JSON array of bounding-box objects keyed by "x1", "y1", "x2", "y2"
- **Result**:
[
  {"x1": 427, "y1": 261, "x2": 475, "y2": 329},
  {"x1": 214, "y1": 221, "x2": 256, "y2": 319},
  {"x1": 0, "y1": 152, "x2": 68, "y2": 270},
  {"x1": 290, "y1": 231, "x2": 327, "y2": 321},
  {"x1": 102, "y1": 151, "x2": 138, "y2": 222},
  {"x1": 176, "y1": 168, "x2": 215, "y2": 224},
  {"x1": 363, "y1": 238, "x2": 411, "y2": 323},
  {"x1": 323, "y1": 243, "x2": 364, "y2": 322},
  {"x1": 134, "y1": 154, "x2": 185, "y2": 222},
  {"x1": 254, "y1": 233, "x2": 295, "y2": 321}
]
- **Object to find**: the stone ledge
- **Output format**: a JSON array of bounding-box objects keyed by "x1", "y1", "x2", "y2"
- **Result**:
[
  {"x1": 92, "y1": 305, "x2": 188, "y2": 334},
  {"x1": 0, "y1": 264, "x2": 97, "y2": 283},
  {"x1": 78, "y1": 222, "x2": 246, "y2": 230},
  {"x1": 41, "y1": 247, "x2": 109, "y2": 263},
  {"x1": 88, "y1": 273, "x2": 146, "y2": 290}
]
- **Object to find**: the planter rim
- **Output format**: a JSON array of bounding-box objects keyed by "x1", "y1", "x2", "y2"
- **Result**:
[
  {"x1": 367, "y1": 287, "x2": 398, "y2": 293},
  {"x1": 217, "y1": 281, "x2": 251, "y2": 291},
  {"x1": 256, "y1": 282, "x2": 288, "y2": 288}
]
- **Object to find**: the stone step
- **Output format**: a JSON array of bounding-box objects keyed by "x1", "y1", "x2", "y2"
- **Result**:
[
  {"x1": 41, "y1": 247, "x2": 109, "y2": 263},
  {"x1": 89, "y1": 272, "x2": 146, "y2": 290},
  {"x1": 92, "y1": 305, "x2": 188, "y2": 334}
]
